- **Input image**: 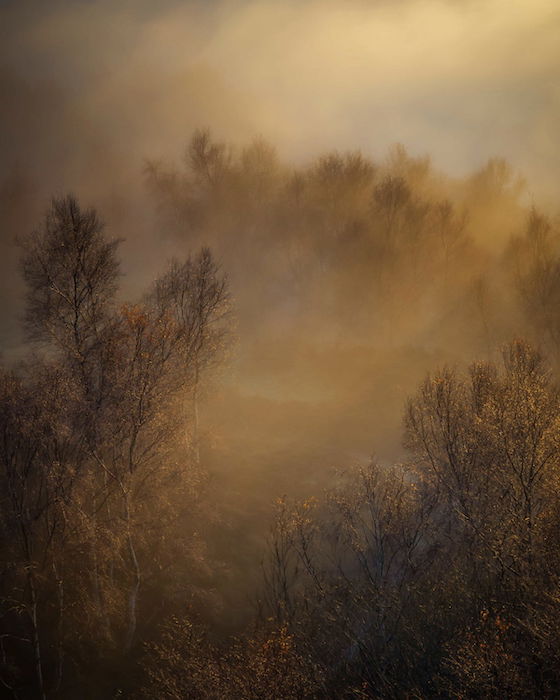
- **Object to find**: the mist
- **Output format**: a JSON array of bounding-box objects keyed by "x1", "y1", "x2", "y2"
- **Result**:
[
  {"x1": 0, "y1": 0, "x2": 557, "y2": 339},
  {"x1": 1, "y1": 0, "x2": 559, "y2": 184},
  {"x1": 1, "y1": 1, "x2": 560, "y2": 697}
]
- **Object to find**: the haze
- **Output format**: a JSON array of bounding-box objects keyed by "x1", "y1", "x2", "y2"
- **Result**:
[{"x1": 1, "y1": 1, "x2": 560, "y2": 698}]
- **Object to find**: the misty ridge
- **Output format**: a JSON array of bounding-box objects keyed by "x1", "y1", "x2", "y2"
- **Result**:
[{"x1": 2, "y1": 0, "x2": 560, "y2": 697}]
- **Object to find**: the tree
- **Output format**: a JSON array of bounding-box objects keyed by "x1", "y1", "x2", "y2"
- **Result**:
[
  {"x1": 187, "y1": 128, "x2": 232, "y2": 192},
  {"x1": 1, "y1": 194, "x2": 230, "y2": 696},
  {"x1": 20, "y1": 194, "x2": 120, "y2": 356},
  {"x1": 507, "y1": 208, "x2": 560, "y2": 355},
  {"x1": 404, "y1": 340, "x2": 560, "y2": 578},
  {"x1": 404, "y1": 341, "x2": 560, "y2": 697},
  {"x1": 252, "y1": 341, "x2": 560, "y2": 698},
  {"x1": 259, "y1": 463, "x2": 439, "y2": 698},
  {"x1": 147, "y1": 247, "x2": 231, "y2": 463},
  {"x1": 0, "y1": 362, "x2": 85, "y2": 699}
]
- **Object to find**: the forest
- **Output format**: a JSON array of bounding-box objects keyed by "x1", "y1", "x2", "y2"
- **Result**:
[
  {"x1": 2, "y1": 125, "x2": 560, "y2": 698},
  {"x1": 1, "y1": 0, "x2": 560, "y2": 696}
]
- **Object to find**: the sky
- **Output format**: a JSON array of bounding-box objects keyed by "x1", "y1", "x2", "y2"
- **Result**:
[{"x1": 0, "y1": 0, "x2": 558, "y2": 200}]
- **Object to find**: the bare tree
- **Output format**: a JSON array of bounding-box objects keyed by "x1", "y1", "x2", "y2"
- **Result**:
[{"x1": 1, "y1": 195, "x2": 231, "y2": 696}]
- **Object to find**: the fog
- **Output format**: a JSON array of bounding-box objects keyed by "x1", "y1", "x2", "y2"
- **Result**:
[
  {"x1": 1, "y1": 1, "x2": 560, "y2": 696},
  {"x1": 1, "y1": 0, "x2": 558, "y2": 423},
  {"x1": 1, "y1": 0, "x2": 559, "y2": 182}
]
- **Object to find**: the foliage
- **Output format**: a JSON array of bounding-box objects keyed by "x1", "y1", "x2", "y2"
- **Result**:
[{"x1": 0, "y1": 195, "x2": 230, "y2": 698}]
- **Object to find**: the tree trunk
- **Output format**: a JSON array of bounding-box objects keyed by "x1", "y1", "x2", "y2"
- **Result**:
[
  {"x1": 124, "y1": 492, "x2": 141, "y2": 653},
  {"x1": 28, "y1": 571, "x2": 47, "y2": 700},
  {"x1": 53, "y1": 560, "x2": 64, "y2": 693}
]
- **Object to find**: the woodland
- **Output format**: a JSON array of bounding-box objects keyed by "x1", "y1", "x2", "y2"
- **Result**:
[{"x1": 2, "y1": 130, "x2": 560, "y2": 698}]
